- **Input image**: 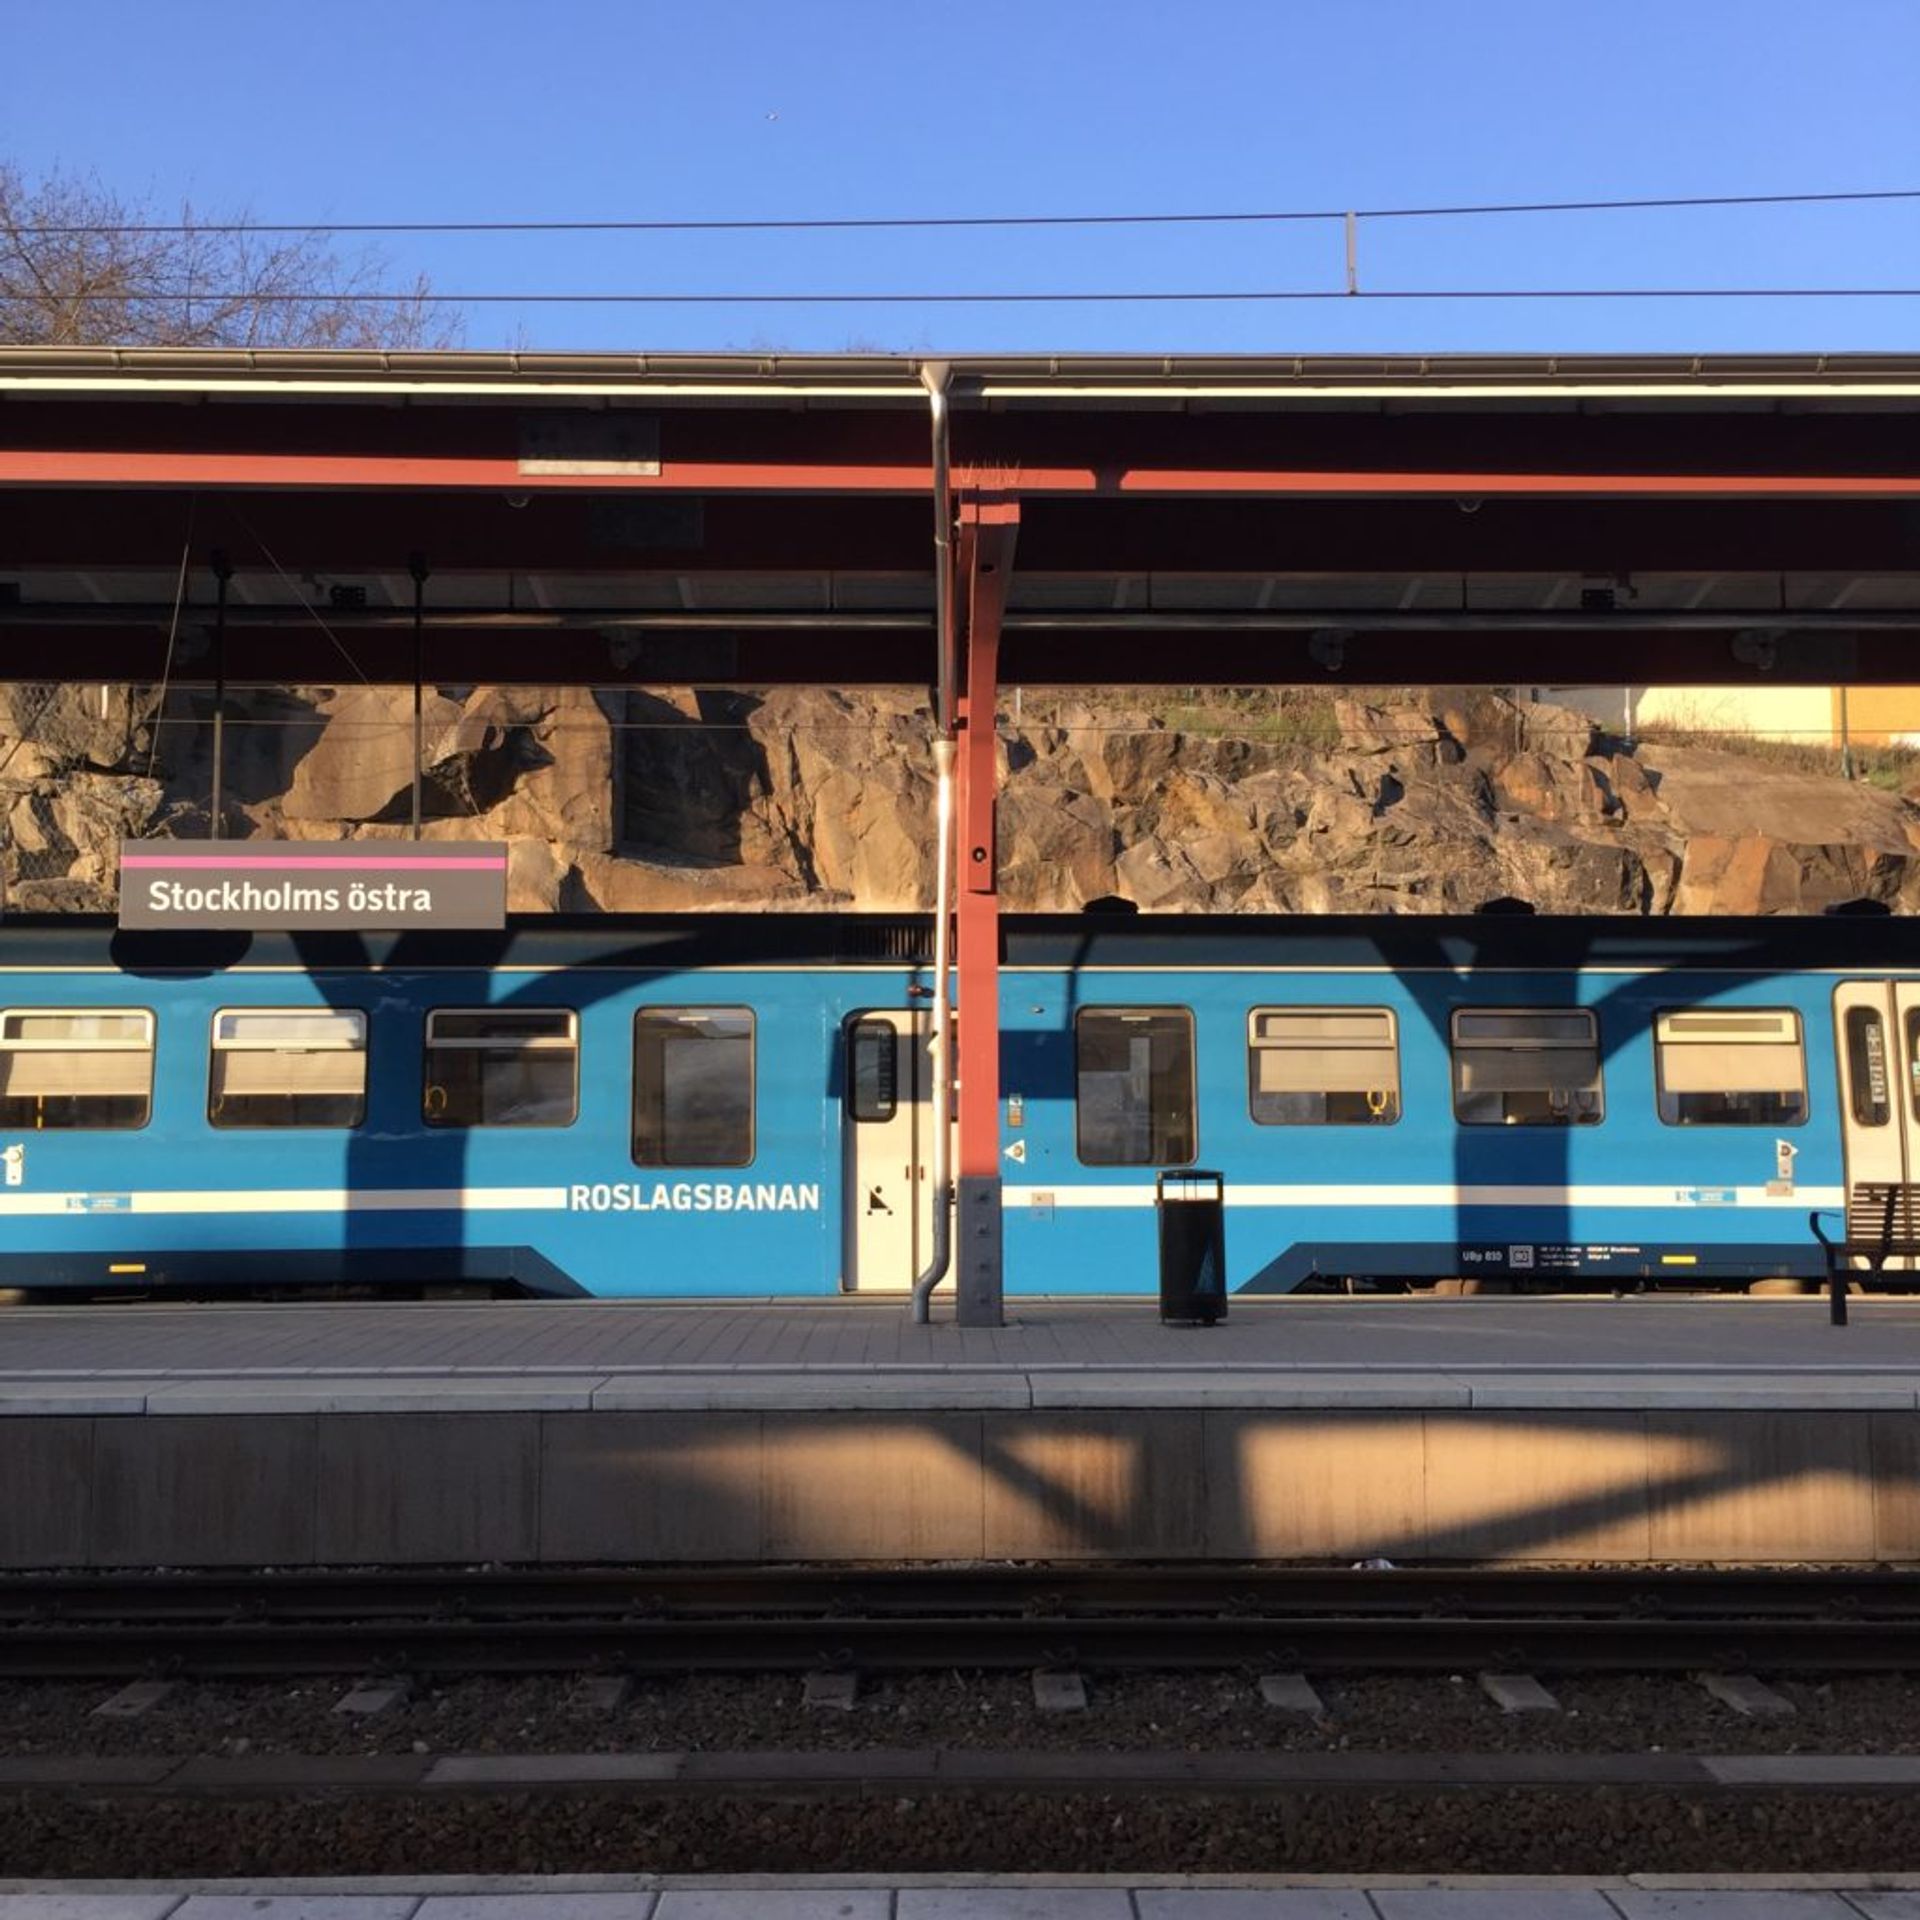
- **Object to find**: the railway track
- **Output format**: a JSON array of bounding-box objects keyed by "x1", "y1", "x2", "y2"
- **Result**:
[{"x1": 2, "y1": 1566, "x2": 1918, "y2": 1679}]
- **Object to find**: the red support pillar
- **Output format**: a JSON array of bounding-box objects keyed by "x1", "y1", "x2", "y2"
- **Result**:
[{"x1": 952, "y1": 498, "x2": 1019, "y2": 1326}]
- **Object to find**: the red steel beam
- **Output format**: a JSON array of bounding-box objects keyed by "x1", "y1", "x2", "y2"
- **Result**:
[
  {"x1": 9, "y1": 489, "x2": 1920, "y2": 575},
  {"x1": 7, "y1": 447, "x2": 1920, "y2": 498},
  {"x1": 6, "y1": 401, "x2": 1920, "y2": 499},
  {"x1": 955, "y1": 500, "x2": 1018, "y2": 1190},
  {"x1": 0, "y1": 490, "x2": 928, "y2": 573},
  {"x1": 1, "y1": 619, "x2": 1914, "y2": 687},
  {"x1": 997, "y1": 626, "x2": 1916, "y2": 687},
  {"x1": 1016, "y1": 497, "x2": 1920, "y2": 574},
  {"x1": 0, "y1": 623, "x2": 932, "y2": 686}
]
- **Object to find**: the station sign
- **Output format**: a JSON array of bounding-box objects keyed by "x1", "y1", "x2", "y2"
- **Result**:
[{"x1": 118, "y1": 840, "x2": 508, "y2": 931}]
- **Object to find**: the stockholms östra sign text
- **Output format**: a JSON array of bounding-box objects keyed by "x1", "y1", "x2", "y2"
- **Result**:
[{"x1": 118, "y1": 841, "x2": 508, "y2": 931}]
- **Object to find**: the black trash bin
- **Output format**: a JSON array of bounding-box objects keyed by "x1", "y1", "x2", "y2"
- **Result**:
[{"x1": 1157, "y1": 1169, "x2": 1226, "y2": 1325}]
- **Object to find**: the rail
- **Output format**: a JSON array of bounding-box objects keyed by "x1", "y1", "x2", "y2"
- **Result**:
[{"x1": 4, "y1": 1566, "x2": 1918, "y2": 1679}]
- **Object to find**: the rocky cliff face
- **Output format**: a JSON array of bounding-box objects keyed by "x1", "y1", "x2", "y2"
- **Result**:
[{"x1": 5, "y1": 680, "x2": 1920, "y2": 916}]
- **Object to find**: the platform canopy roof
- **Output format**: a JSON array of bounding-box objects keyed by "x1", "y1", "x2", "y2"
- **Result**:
[{"x1": 2, "y1": 347, "x2": 1918, "y2": 687}]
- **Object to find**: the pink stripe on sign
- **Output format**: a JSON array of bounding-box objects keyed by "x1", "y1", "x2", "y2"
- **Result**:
[{"x1": 121, "y1": 854, "x2": 506, "y2": 871}]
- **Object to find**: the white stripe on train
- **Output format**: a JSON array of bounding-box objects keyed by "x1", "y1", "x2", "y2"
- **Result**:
[
  {"x1": 1005, "y1": 1184, "x2": 1844, "y2": 1210},
  {"x1": 0, "y1": 1182, "x2": 1845, "y2": 1216}
]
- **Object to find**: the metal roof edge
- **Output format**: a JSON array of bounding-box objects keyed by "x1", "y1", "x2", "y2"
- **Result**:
[{"x1": 4, "y1": 346, "x2": 1920, "y2": 402}]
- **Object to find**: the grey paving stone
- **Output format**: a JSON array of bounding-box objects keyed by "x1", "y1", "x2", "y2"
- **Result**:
[
  {"x1": 1612, "y1": 1894, "x2": 1865, "y2": 1917},
  {"x1": 1479, "y1": 1670, "x2": 1561, "y2": 1713},
  {"x1": 592, "y1": 1374, "x2": 1029, "y2": 1411},
  {"x1": 1705, "y1": 1755, "x2": 1920, "y2": 1786},
  {"x1": 427, "y1": 1755, "x2": 683, "y2": 1785},
  {"x1": 803, "y1": 1671, "x2": 859, "y2": 1711},
  {"x1": 416, "y1": 1902, "x2": 656, "y2": 1920},
  {"x1": 168, "y1": 1755, "x2": 430, "y2": 1789},
  {"x1": 335, "y1": 1679, "x2": 412, "y2": 1716},
  {"x1": 1852, "y1": 1896, "x2": 1920, "y2": 1918},
  {"x1": 0, "y1": 1900, "x2": 189, "y2": 1920},
  {"x1": 899, "y1": 1896, "x2": 1134, "y2": 1920},
  {"x1": 0, "y1": 1385, "x2": 150, "y2": 1415},
  {"x1": 1136, "y1": 1892, "x2": 1375, "y2": 1919},
  {"x1": 1470, "y1": 1377, "x2": 1920, "y2": 1410},
  {"x1": 1031, "y1": 1669, "x2": 1087, "y2": 1712},
  {"x1": 931, "y1": 1750, "x2": 1196, "y2": 1785},
  {"x1": 1699, "y1": 1672, "x2": 1796, "y2": 1716},
  {"x1": 654, "y1": 1896, "x2": 890, "y2": 1920},
  {"x1": 1372, "y1": 1892, "x2": 1620, "y2": 1918},
  {"x1": 1258, "y1": 1672, "x2": 1328, "y2": 1716},
  {"x1": 148, "y1": 1378, "x2": 596, "y2": 1414},
  {"x1": 1029, "y1": 1370, "x2": 1473, "y2": 1409},
  {"x1": 91, "y1": 1680, "x2": 172, "y2": 1719},
  {"x1": 173, "y1": 1902, "x2": 423, "y2": 1920},
  {"x1": 679, "y1": 1750, "x2": 932, "y2": 1785},
  {"x1": 0, "y1": 1757, "x2": 179, "y2": 1787}
]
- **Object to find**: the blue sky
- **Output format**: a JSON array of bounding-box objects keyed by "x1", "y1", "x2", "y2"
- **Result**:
[{"x1": 9, "y1": 0, "x2": 1919, "y2": 354}]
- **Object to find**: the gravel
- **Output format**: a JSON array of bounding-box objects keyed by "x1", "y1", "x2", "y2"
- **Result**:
[
  {"x1": 5, "y1": 1670, "x2": 1920, "y2": 1758},
  {"x1": 13, "y1": 1667, "x2": 1920, "y2": 1878},
  {"x1": 3, "y1": 1788, "x2": 1920, "y2": 1878}
]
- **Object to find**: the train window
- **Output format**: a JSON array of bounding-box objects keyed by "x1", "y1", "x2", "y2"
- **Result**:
[
  {"x1": 1075, "y1": 1008, "x2": 1196, "y2": 1165},
  {"x1": 1655, "y1": 1009, "x2": 1806, "y2": 1127},
  {"x1": 634, "y1": 1008, "x2": 754, "y2": 1166},
  {"x1": 0, "y1": 1009, "x2": 153, "y2": 1130},
  {"x1": 209, "y1": 1009, "x2": 367, "y2": 1129},
  {"x1": 1451, "y1": 1008, "x2": 1603, "y2": 1127},
  {"x1": 1907, "y1": 1008, "x2": 1920, "y2": 1126},
  {"x1": 847, "y1": 1019, "x2": 898, "y2": 1124},
  {"x1": 424, "y1": 1009, "x2": 577, "y2": 1128},
  {"x1": 1248, "y1": 1007, "x2": 1400, "y2": 1125},
  {"x1": 1846, "y1": 1006, "x2": 1892, "y2": 1127}
]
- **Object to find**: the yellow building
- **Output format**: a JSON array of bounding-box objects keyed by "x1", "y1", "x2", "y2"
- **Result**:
[{"x1": 1545, "y1": 686, "x2": 1920, "y2": 751}]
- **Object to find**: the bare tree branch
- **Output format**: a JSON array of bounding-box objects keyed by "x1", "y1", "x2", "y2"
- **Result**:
[{"x1": 0, "y1": 162, "x2": 463, "y2": 349}]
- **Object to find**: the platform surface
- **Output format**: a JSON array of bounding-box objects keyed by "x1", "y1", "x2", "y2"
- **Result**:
[
  {"x1": 7, "y1": 1297, "x2": 1920, "y2": 1566},
  {"x1": 4, "y1": 1879, "x2": 1920, "y2": 1918},
  {"x1": 2, "y1": 1296, "x2": 1920, "y2": 1414}
]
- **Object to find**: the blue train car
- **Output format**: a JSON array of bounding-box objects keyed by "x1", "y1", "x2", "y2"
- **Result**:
[{"x1": 0, "y1": 912, "x2": 1916, "y2": 1298}]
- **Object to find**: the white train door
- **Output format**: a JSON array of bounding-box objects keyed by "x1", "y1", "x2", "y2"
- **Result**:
[
  {"x1": 842, "y1": 1010, "x2": 935, "y2": 1292},
  {"x1": 1833, "y1": 981, "x2": 1920, "y2": 1266}
]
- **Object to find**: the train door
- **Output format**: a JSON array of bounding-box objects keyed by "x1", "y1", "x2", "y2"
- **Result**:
[
  {"x1": 841, "y1": 1010, "x2": 935, "y2": 1291},
  {"x1": 1833, "y1": 982, "x2": 1920, "y2": 1265}
]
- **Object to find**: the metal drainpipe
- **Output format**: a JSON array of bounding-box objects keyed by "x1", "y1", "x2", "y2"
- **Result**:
[
  {"x1": 911, "y1": 363, "x2": 956, "y2": 1324},
  {"x1": 409, "y1": 553, "x2": 429, "y2": 839},
  {"x1": 209, "y1": 552, "x2": 230, "y2": 839}
]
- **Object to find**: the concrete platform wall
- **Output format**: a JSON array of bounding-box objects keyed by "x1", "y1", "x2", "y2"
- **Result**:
[{"x1": 5, "y1": 1407, "x2": 1919, "y2": 1568}]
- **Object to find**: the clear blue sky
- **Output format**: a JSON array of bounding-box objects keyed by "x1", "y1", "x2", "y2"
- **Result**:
[{"x1": 10, "y1": 0, "x2": 1919, "y2": 355}]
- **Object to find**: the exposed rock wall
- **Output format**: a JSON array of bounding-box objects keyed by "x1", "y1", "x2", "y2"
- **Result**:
[{"x1": 5, "y1": 681, "x2": 1920, "y2": 916}]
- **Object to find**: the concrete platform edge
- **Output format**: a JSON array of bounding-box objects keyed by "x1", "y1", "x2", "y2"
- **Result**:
[
  {"x1": 8, "y1": 1401, "x2": 1920, "y2": 1565},
  {"x1": 8, "y1": 1371, "x2": 1920, "y2": 1416}
]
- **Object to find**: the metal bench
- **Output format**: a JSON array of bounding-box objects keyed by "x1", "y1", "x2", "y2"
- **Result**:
[{"x1": 1809, "y1": 1182, "x2": 1920, "y2": 1326}]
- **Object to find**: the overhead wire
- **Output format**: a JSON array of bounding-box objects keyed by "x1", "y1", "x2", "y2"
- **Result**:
[
  {"x1": 13, "y1": 185, "x2": 1920, "y2": 236},
  {"x1": 35, "y1": 285, "x2": 1920, "y2": 305},
  {"x1": 22, "y1": 185, "x2": 1917, "y2": 308}
]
